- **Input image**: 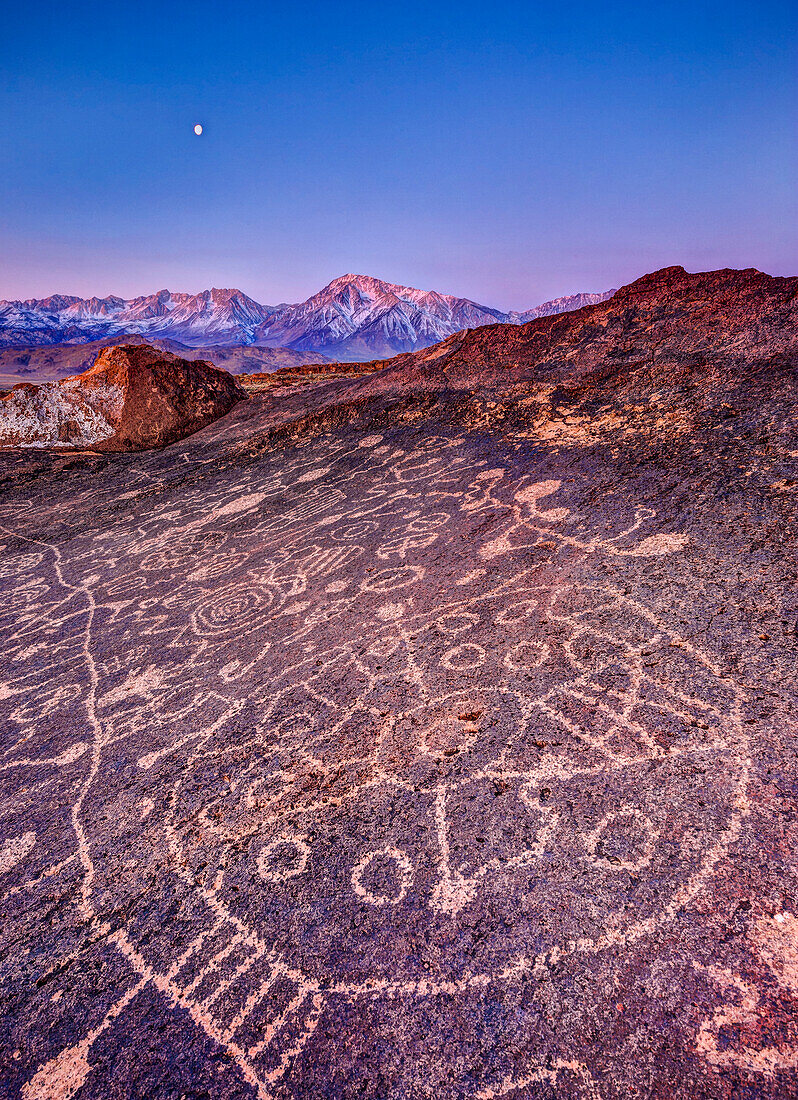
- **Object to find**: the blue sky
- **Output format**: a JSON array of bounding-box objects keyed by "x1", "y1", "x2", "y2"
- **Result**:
[{"x1": 1, "y1": 0, "x2": 795, "y2": 309}]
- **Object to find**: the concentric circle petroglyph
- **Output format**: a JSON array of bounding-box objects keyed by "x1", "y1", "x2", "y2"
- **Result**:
[
  {"x1": 192, "y1": 582, "x2": 282, "y2": 635},
  {"x1": 0, "y1": 439, "x2": 753, "y2": 1099}
]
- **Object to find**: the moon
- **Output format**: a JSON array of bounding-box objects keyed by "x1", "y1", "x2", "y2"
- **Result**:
[{"x1": 194, "y1": 124, "x2": 203, "y2": 136}]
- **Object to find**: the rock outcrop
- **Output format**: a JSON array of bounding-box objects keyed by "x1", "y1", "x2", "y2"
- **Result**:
[
  {"x1": 0, "y1": 343, "x2": 245, "y2": 450},
  {"x1": 2, "y1": 267, "x2": 798, "y2": 1100},
  {"x1": 363, "y1": 265, "x2": 798, "y2": 394}
]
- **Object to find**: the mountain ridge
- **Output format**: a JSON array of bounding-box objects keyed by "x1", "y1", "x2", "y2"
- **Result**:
[{"x1": 0, "y1": 274, "x2": 615, "y2": 360}]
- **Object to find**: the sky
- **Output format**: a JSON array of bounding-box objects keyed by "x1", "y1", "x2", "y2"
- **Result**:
[{"x1": 1, "y1": 1, "x2": 796, "y2": 311}]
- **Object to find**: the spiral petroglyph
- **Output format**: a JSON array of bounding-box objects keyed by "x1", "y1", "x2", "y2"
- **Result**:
[
  {"x1": 192, "y1": 582, "x2": 282, "y2": 636},
  {"x1": 7, "y1": 267, "x2": 798, "y2": 1100}
]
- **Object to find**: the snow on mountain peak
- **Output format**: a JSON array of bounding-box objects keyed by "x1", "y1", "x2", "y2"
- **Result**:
[{"x1": 0, "y1": 278, "x2": 616, "y2": 359}]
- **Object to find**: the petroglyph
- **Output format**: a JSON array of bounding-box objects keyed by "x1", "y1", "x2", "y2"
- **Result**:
[
  {"x1": 693, "y1": 912, "x2": 798, "y2": 1077},
  {"x1": 0, "y1": 830, "x2": 36, "y2": 874},
  {"x1": 0, "y1": 424, "x2": 777, "y2": 1099},
  {"x1": 475, "y1": 1059, "x2": 602, "y2": 1099}
]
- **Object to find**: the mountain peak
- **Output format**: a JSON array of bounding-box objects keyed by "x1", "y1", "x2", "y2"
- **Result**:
[
  {"x1": 327, "y1": 273, "x2": 387, "y2": 287},
  {"x1": 328, "y1": 273, "x2": 371, "y2": 284},
  {"x1": 0, "y1": 276, "x2": 617, "y2": 358},
  {"x1": 319, "y1": 274, "x2": 406, "y2": 300}
]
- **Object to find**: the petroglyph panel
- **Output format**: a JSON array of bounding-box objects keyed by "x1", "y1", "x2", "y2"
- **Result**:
[{"x1": 0, "y1": 426, "x2": 771, "y2": 1099}]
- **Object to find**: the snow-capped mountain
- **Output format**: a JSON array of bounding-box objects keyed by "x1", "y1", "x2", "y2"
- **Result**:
[
  {"x1": 507, "y1": 290, "x2": 618, "y2": 323},
  {"x1": 0, "y1": 289, "x2": 273, "y2": 350},
  {"x1": 0, "y1": 276, "x2": 616, "y2": 360},
  {"x1": 252, "y1": 275, "x2": 509, "y2": 360}
]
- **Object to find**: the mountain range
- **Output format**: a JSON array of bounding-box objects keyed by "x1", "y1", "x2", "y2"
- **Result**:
[{"x1": 0, "y1": 274, "x2": 615, "y2": 361}]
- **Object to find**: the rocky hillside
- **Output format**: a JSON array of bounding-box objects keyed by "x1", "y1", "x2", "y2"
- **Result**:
[
  {"x1": 345, "y1": 264, "x2": 797, "y2": 403},
  {"x1": 2, "y1": 266, "x2": 797, "y2": 1100},
  {"x1": 0, "y1": 343, "x2": 245, "y2": 450},
  {"x1": 0, "y1": 275, "x2": 615, "y2": 359}
]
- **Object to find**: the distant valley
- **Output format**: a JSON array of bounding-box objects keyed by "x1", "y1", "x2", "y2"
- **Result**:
[{"x1": 0, "y1": 333, "x2": 328, "y2": 388}]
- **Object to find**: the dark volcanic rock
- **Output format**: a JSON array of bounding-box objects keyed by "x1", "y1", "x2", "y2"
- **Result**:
[
  {"x1": 1, "y1": 268, "x2": 797, "y2": 1100},
  {"x1": 0, "y1": 342, "x2": 246, "y2": 451},
  {"x1": 355, "y1": 264, "x2": 798, "y2": 393}
]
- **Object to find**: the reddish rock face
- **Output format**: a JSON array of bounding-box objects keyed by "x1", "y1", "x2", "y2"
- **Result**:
[
  {"x1": 0, "y1": 343, "x2": 246, "y2": 451},
  {"x1": 353, "y1": 264, "x2": 798, "y2": 395},
  {"x1": 2, "y1": 267, "x2": 798, "y2": 1100}
]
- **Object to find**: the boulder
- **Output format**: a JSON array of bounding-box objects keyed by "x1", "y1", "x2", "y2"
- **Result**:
[{"x1": 0, "y1": 343, "x2": 246, "y2": 451}]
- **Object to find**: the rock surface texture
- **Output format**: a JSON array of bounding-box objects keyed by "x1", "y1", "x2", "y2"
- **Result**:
[
  {"x1": 0, "y1": 343, "x2": 246, "y2": 451},
  {"x1": 1, "y1": 267, "x2": 797, "y2": 1100}
]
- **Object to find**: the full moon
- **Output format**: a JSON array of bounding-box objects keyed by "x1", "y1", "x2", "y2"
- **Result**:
[{"x1": 194, "y1": 124, "x2": 203, "y2": 135}]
